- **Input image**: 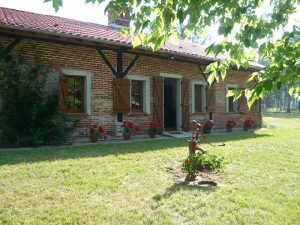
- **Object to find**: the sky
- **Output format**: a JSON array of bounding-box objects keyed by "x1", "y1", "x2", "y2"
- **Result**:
[
  {"x1": 0, "y1": 0, "x2": 108, "y2": 25},
  {"x1": 0, "y1": 0, "x2": 299, "y2": 44}
]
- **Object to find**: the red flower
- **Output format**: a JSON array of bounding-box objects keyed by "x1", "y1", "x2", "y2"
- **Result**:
[
  {"x1": 99, "y1": 125, "x2": 105, "y2": 133},
  {"x1": 203, "y1": 120, "x2": 214, "y2": 129},
  {"x1": 226, "y1": 119, "x2": 236, "y2": 127},
  {"x1": 244, "y1": 117, "x2": 254, "y2": 126}
]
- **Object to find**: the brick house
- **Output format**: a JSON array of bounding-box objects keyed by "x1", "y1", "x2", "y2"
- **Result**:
[{"x1": 0, "y1": 7, "x2": 262, "y2": 137}]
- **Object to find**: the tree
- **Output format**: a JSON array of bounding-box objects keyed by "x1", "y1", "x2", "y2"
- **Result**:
[
  {"x1": 46, "y1": 0, "x2": 300, "y2": 107},
  {"x1": 0, "y1": 47, "x2": 69, "y2": 147}
]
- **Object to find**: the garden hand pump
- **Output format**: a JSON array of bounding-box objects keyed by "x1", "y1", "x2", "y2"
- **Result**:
[{"x1": 189, "y1": 120, "x2": 225, "y2": 154}]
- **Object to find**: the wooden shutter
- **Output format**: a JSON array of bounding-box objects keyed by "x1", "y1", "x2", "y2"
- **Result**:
[
  {"x1": 206, "y1": 85, "x2": 216, "y2": 112},
  {"x1": 113, "y1": 78, "x2": 130, "y2": 114},
  {"x1": 153, "y1": 76, "x2": 163, "y2": 128},
  {"x1": 238, "y1": 90, "x2": 248, "y2": 114},
  {"x1": 59, "y1": 74, "x2": 68, "y2": 111},
  {"x1": 181, "y1": 78, "x2": 190, "y2": 131}
]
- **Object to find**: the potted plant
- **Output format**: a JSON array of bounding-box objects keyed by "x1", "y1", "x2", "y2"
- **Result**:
[
  {"x1": 244, "y1": 117, "x2": 254, "y2": 131},
  {"x1": 226, "y1": 119, "x2": 236, "y2": 132},
  {"x1": 202, "y1": 119, "x2": 214, "y2": 134},
  {"x1": 88, "y1": 124, "x2": 105, "y2": 143},
  {"x1": 121, "y1": 120, "x2": 140, "y2": 140},
  {"x1": 148, "y1": 121, "x2": 161, "y2": 138}
]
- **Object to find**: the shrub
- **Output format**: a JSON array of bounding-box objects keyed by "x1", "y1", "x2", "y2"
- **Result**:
[
  {"x1": 181, "y1": 152, "x2": 225, "y2": 178},
  {"x1": 0, "y1": 47, "x2": 69, "y2": 147}
]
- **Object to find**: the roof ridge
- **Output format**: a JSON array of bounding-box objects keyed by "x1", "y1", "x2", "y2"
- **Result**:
[{"x1": 0, "y1": 6, "x2": 115, "y2": 30}]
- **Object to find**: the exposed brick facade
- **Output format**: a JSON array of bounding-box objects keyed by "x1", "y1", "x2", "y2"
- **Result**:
[{"x1": 0, "y1": 37, "x2": 261, "y2": 137}]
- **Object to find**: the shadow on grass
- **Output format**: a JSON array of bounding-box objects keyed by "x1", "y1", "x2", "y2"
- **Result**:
[
  {"x1": 153, "y1": 182, "x2": 217, "y2": 203},
  {"x1": 0, "y1": 131, "x2": 271, "y2": 166}
]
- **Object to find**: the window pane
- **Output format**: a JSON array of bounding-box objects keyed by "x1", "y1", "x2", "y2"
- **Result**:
[
  {"x1": 131, "y1": 80, "x2": 143, "y2": 111},
  {"x1": 67, "y1": 77, "x2": 83, "y2": 111},
  {"x1": 194, "y1": 84, "x2": 202, "y2": 112},
  {"x1": 228, "y1": 87, "x2": 237, "y2": 112}
]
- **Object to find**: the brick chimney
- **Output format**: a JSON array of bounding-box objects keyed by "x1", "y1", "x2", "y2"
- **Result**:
[{"x1": 108, "y1": 5, "x2": 130, "y2": 28}]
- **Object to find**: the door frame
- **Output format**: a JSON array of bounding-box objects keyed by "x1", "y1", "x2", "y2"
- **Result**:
[{"x1": 160, "y1": 73, "x2": 183, "y2": 131}]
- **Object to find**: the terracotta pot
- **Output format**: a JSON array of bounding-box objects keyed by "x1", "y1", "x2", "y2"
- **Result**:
[
  {"x1": 90, "y1": 136, "x2": 99, "y2": 143},
  {"x1": 203, "y1": 127, "x2": 211, "y2": 134},
  {"x1": 150, "y1": 133, "x2": 156, "y2": 138},
  {"x1": 226, "y1": 126, "x2": 233, "y2": 132},
  {"x1": 188, "y1": 139, "x2": 196, "y2": 154},
  {"x1": 123, "y1": 133, "x2": 131, "y2": 140}
]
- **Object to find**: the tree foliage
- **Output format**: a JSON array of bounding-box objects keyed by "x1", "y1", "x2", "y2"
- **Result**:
[
  {"x1": 46, "y1": 0, "x2": 299, "y2": 106},
  {"x1": 0, "y1": 47, "x2": 69, "y2": 147}
]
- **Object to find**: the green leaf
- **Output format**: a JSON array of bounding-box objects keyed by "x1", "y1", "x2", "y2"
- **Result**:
[
  {"x1": 44, "y1": 0, "x2": 63, "y2": 12},
  {"x1": 289, "y1": 87, "x2": 295, "y2": 96},
  {"x1": 207, "y1": 71, "x2": 216, "y2": 85},
  {"x1": 119, "y1": 28, "x2": 129, "y2": 36},
  {"x1": 264, "y1": 79, "x2": 273, "y2": 91},
  {"x1": 226, "y1": 89, "x2": 235, "y2": 97}
]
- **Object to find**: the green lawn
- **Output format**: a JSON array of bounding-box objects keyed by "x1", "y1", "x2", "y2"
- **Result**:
[
  {"x1": 263, "y1": 110, "x2": 300, "y2": 129},
  {"x1": 0, "y1": 113, "x2": 300, "y2": 224}
]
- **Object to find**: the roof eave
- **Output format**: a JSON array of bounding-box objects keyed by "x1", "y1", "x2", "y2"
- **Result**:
[{"x1": 0, "y1": 23, "x2": 264, "y2": 71}]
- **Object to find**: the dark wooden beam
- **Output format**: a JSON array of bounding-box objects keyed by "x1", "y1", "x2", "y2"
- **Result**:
[
  {"x1": 3, "y1": 37, "x2": 21, "y2": 55},
  {"x1": 198, "y1": 65, "x2": 208, "y2": 83},
  {"x1": 96, "y1": 49, "x2": 118, "y2": 77},
  {"x1": 116, "y1": 50, "x2": 123, "y2": 77},
  {"x1": 122, "y1": 54, "x2": 140, "y2": 77}
]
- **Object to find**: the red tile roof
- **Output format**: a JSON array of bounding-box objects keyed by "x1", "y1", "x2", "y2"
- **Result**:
[{"x1": 0, "y1": 7, "x2": 263, "y2": 69}]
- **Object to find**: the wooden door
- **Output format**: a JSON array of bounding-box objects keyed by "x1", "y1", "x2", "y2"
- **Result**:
[{"x1": 153, "y1": 76, "x2": 164, "y2": 128}]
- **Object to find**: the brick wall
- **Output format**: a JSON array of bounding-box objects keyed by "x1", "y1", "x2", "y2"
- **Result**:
[{"x1": 0, "y1": 37, "x2": 261, "y2": 136}]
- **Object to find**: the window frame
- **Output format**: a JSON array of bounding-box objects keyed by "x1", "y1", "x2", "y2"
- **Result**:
[
  {"x1": 126, "y1": 75, "x2": 150, "y2": 114},
  {"x1": 226, "y1": 84, "x2": 239, "y2": 113},
  {"x1": 191, "y1": 80, "x2": 207, "y2": 114},
  {"x1": 59, "y1": 69, "x2": 92, "y2": 115},
  {"x1": 130, "y1": 79, "x2": 144, "y2": 112},
  {"x1": 65, "y1": 75, "x2": 85, "y2": 113}
]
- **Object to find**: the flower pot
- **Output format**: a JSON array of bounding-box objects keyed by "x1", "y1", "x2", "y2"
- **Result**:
[
  {"x1": 203, "y1": 127, "x2": 211, "y2": 134},
  {"x1": 150, "y1": 133, "x2": 156, "y2": 138},
  {"x1": 188, "y1": 139, "x2": 196, "y2": 154},
  {"x1": 89, "y1": 136, "x2": 99, "y2": 143},
  {"x1": 123, "y1": 133, "x2": 131, "y2": 140},
  {"x1": 226, "y1": 126, "x2": 233, "y2": 132},
  {"x1": 244, "y1": 126, "x2": 249, "y2": 131}
]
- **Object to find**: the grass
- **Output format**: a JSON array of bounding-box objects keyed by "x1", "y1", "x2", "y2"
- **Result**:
[
  {"x1": 263, "y1": 110, "x2": 300, "y2": 129},
  {"x1": 0, "y1": 113, "x2": 299, "y2": 224}
]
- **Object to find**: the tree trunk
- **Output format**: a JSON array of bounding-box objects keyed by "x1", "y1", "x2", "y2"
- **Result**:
[{"x1": 287, "y1": 93, "x2": 291, "y2": 113}]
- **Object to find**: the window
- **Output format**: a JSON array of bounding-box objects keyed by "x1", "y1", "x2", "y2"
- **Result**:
[
  {"x1": 192, "y1": 81, "x2": 207, "y2": 113},
  {"x1": 131, "y1": 80, "x2": 143, "y2": 112},
  {"x1": 226, "y1": 85, "x2": 239, "y2": 113},
  {"x1": 59, "y1": 69, "x2": 92, "y2": 115},
  {"x1": 67, "y1": 76, "x2": 84, "y2": 112},
  {"x1": 126, "y1": 75, "x2": 150, "y2": 114}
]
